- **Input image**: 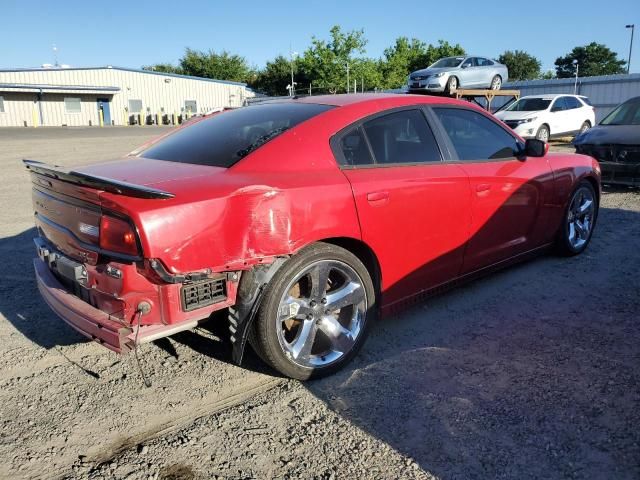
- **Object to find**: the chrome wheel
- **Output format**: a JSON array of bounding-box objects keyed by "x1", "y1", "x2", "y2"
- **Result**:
[
  {"x1": 491, "y1": 75, "x2": 502, "y2": 90},
  {"x1": 567, "y1": 186, "x2": 595, "y2": 250},
  {"x1": 580, "y1": 122, "x2": 590, "y2": 133},
  {"x1": 276, "y1": 260, "x2": 367, "y2": 369}
]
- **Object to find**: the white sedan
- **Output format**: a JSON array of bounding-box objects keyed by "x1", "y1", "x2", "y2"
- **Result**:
[{"x1": 495, "y1": 94, "x2": 595, "y2": 142}]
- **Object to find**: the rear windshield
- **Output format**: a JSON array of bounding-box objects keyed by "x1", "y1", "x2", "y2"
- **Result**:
[
  {"x1": 506, "y1": 98, "x2": 552, "y2": 112},
  {"x1": 140, "y1": 103, "x2": 333, "y2": 167}
]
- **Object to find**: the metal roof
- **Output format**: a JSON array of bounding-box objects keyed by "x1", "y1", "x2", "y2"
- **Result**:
[
  {"x1": 0, "y1": 66, "x2": 247, "y2": 87},
  {"x1": 0, "y1": 83, "x2": 120, "y2": 94}
]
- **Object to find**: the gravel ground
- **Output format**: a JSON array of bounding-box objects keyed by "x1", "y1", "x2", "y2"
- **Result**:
[{"x1": 0, "y1": 127, "x2": 638, "y2": 480}]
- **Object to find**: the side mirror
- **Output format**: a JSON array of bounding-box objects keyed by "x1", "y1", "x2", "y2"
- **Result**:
[
  {"x1": 461, "y1": 64, "x2": 469, "y2": 69},
  {"x1": 523, "y1": 138, "x2": 548, "y2": 158}
]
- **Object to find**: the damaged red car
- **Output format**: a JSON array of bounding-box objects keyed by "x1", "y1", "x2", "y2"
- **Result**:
[{"x1": 25, "y1": 94, "x2": 601, "y2": 380}]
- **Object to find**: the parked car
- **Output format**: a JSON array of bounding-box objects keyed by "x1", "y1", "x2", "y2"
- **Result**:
[
  {"x1": 408, "y1": 56, "x2": 508, "y2": 94},
  {"x1": 574, "y1": 96, "x2": 640, "y2": 186},
  {"x1": 25, "y1": 94, "x2": 600, "y2": 380},
  {"x1": 495, "y1": 94, "x2": 595, "y2": 142}
]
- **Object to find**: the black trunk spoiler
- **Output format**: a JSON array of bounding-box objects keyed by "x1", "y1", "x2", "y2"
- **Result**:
[{"x1": 23, "y1": 159, "x2": 175, "y2": 199}]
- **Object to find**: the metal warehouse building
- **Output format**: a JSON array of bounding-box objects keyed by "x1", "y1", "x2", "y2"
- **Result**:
[{"x1": 0, "y1": 66, "x2": 254, "y2": 127}]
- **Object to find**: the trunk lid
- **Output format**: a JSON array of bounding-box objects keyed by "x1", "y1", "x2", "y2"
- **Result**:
[{"x1": 25, "y1": 157, "x2": 208, "y2": 265}]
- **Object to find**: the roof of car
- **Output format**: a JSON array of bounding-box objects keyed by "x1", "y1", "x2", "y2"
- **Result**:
[
  {"x1": 520, "y1": 93, "x2": 583, "y2": 99},
  {"x1": 258, "y1": 93, "x2": 402, "y2": 107}
]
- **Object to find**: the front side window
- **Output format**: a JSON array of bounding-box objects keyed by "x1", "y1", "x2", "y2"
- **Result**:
[
  {"x1": 361, "y1": 109, "x2": 441, "y2": 165},
  {"x1": 462, "y1": 58, "x2": 477, "y2": 68},
  {"x1": 141, "y1": 102, "x2": 333, "y2": 167},
  {"x1": 64, "y1": 97, "x2": 81, "y2": 113},
  {"x1": 433, "y1": 108, "x2": 520, "y2": 161}
]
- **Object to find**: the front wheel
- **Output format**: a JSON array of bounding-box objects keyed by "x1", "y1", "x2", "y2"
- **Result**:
[
  {"x1": 445, "y1": 76, "x2": 458, "y2": 95},
  {"x1": 536, "y1": 124, "x2": 550, "y2": 143},
  {"x1": 251, "y1": 243, "x2": 376, "y2": 380},
  {"x1": 556, "y1": 180, "x2": 598, "y2": 256},
  {"x1": 579, "y1": 121, "x2": 591, "y2": 134}
]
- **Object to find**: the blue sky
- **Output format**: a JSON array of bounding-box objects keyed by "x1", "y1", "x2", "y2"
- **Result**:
[{"x1": 2, "y1": 0, "x2": 638, "y2": 74}]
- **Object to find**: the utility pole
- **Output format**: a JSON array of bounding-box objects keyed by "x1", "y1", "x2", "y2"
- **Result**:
[
  {"x1": 346, "y1": 63, "x2": 350, "y2": 94},
  {"x1": 573, "y1": 59, "x2": 579, "y2": 94},
  {"x1": 626, "y1": 24, "x2": 635, "y2": 74},
  {"x1": 289, "y1": 46, "x2": 298, "y2": 97}
]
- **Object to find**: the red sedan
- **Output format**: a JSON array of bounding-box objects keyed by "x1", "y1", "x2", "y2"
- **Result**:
[{"x1": 25, "y1": 94, "x2": 600, "y2": 380}]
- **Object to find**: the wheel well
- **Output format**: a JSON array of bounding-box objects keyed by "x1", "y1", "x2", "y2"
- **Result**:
[
  {"x1": 584, "y1": 120, "x2": 592, "y2": 126},
  {"x1": 321, "y1": 237, "x2": 382, "y2": 295},
  {"x1": 583, "y1": 176, "x2": 600, "y2": 204}
]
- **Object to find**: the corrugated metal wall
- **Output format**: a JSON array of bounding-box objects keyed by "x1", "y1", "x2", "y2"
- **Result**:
[
  {"x1": 0, "y1": 67, "x2": 254, "y2": 127},
  {"x1": 504, "y1": 73, "x2": 640, "y2": 121}
]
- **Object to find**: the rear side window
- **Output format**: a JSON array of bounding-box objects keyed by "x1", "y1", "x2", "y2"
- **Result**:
[
  {"x1": 552, "y1": 97, "x2": 568, "y2": 111},
  {"x1": 339, "y1": 127, "x2": 374, "y2": 166},
  {"x1": 433, "y1": 108, "x2": 520, "y2": 161},
  {"x1": 362, "y1": 109, "x2": 442, "y2": 165},
  {"x1": 565, "y1": 97, "x2": 581, "y2": 109},
  {"x1": 580, "y1": 97, "x2": 593, "y2": 106},
  {"x1": 141, "y1": 103, "x2": 333, "y2": 167}
]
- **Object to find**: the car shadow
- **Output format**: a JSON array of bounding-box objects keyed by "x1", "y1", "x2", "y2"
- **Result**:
[
  {"x1": 304, "y1": 205, "x2": 640, "y2": 479},
  {"x1": 0, "y1": 227, "x2": 88, "y2": 349}
]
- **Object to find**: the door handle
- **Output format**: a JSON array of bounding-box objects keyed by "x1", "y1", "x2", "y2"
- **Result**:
[
  {"x1": 476, "y1": 183, "x2": 491, "y2": 193},
  {"x1": 366, "y1": 191, "x2": 389, "y2": 203}
]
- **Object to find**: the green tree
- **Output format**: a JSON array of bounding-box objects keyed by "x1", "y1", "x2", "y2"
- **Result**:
[
  {"x1": 381, "y1": 37, "x2": 429, "y2": 88},
  {"x1": 423, "y1": 40, "x2": 466, "y2": 67},
  {"x1": 498, "y1": 50, "x2": 541, "y2": 80},
  {"x1": 555, "y1": 42, "x2": 626, "y2": 78},
  {"x1": 251, "y1": 55, "x2": 309, "y2": 96},
  {"x1": 299, "y1": 25, "x2": 368, "y2": 93},
  {"x1": 178, "y1": 48, "x2": 253, "y2": 82},
  {"x1": 540, "y1": 70, "x2": 555, "y2": 80},
  {"x1": 142, "y1": 63, "x2": 183, "y2": 74}
]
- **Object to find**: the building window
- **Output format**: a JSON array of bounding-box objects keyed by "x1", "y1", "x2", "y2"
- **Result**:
[
  {"x1": 129, "y1": 99, "x2": 142, "y2": 113},
  {"x1": 0, "y1": 96, "x2": 4, "y2": 113},
  {"x1": 184, "y1": 100, "x2": 197, "y2": 114},
  {"x1": 64, "y1": 97, "x2": 81, "y2": 113}
]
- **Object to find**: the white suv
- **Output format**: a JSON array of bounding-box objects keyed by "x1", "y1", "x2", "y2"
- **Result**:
[{"x1": 495, "y1": 94, "x2": 595, "y2": 142}]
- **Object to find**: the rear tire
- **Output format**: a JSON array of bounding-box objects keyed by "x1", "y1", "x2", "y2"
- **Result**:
[
  {"x1": 536, "y1": 124, "x2": 550, "y2": 143},
  {"x1": 251, "y1": 243, "x2": 376, "y2": 380},
  {"x1": 490, "y1": 75, "x2": 502, "y2": 90},
  {"x1": 556, "y1": 180, "x2": 598, "y2": 256}
]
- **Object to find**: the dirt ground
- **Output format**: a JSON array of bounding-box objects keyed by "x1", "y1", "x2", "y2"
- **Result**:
[{"x1": 0, "y1": 128, "x2": 638, "y2": 480}]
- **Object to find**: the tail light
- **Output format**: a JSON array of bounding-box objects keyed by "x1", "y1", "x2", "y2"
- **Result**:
[{"x1": 100, "y1": 215, "x2": 140, "y2": 256}]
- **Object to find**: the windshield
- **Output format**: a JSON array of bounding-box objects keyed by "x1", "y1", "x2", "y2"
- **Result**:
[
  {"x1": 600, "y1": 100, "x2": 640, "y2": 125},
  {"x1": 140, "y1": 103, "x2": 334, "y2": 167},
  {"x1": 429, "y1": 57, "x2": 464, "y2": 69},
  {"x1": 506, "y1": 98, "x2": 552, "y2": 112}
]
